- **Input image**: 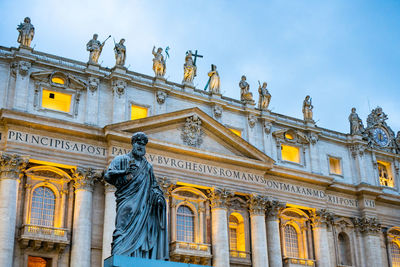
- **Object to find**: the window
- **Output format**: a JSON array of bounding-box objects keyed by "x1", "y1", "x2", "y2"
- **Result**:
[
  {"x1": 229, "y1": 213, "x2": 246, "y2": 258},
  {"x1": 284, "y1": 224, "x2": 299, "y2": 258},
  {"x1": 42, "y1": 89, "x2": 72, "y2": 113},
  {"x1": 131, "y1": 105, "x2": 148, "y2": 120},
  {"x1": 28, "y1": 256, "x2": 52, "y2": 267},
  {"x1": 378, "y1": 161, "x2": 394, "y2": 187},
  {"x1": 391, "y1": 242, "x2": 400, "y2": 267},
  {"x1": 51, "y1": 76, "x2": 65, "y2": 85},
  {"x1": 229, "y1": 128, "x2": 242, "y2": 137},
  {"x1": 229, "y1": 217, "x2": 238, "y2": 251},
  {"x1": 338, "y1": 232, "x2": 352, "y2": 266},
  {"x1": 329, "y1": 157, "x2": 342, "y2": 175},
  {"x1": 177, "y1": 205, "x2": 194, "y2": 242},
  {"x1": 30, "y1": 186, "x2": 55, "y2": 227},
  {"x1": 281, "y1": 144, "x2": 300, "y2": 163}
]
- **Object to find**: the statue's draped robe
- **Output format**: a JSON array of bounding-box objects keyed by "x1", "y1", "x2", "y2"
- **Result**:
[
  {"x1": 208, "y1": 71, "x2": 220, "y2": 93},
  {"x1": 105, "y1": 154, "x2": 168, "y2": 260}
]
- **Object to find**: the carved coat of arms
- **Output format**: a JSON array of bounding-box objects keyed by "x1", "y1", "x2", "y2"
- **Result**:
[{"x1": 181, "y1": 115, "x2": 203, "y2": 147}]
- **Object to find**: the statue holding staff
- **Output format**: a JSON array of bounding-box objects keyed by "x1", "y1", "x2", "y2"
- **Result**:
[
  {"x1": 86, "y1": 34, "x2": 110, "y2": 64},
  {"x1": 104, "y1": 132, "x2": 168, "y2": 259},
  {"x1": 114, "y1": 38, "x2": 126, "y2": 66},
  {"x1": 206, "y1": 64, "x2": 220, "y2": 94},
  {"x1": 17, "y1": 17, "x2": 34, "y2": 47},
  {"x1": 183, "y1": 51, "x2": 196, "y2": 84},
  {"x1": 258, "y1": 81, "x2": 271, "y2": 110},
  {"x1": 152, "y1": 46, "x2": 166, "y2": 77},
  {"x1": 302, "y1": 95, "x2": 314, "y2": 122}
]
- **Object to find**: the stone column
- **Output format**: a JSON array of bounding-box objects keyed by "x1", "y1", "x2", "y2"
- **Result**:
[
  {"x1": 266, "y1": 200, "x2": 284, "y2": 267},
  {"x1": 0, "y1": 153, "x2": 28, "y2": 267},
  {"x1": 102, "y1": 182, "x2": 116, "y2": 266},
  {"x1": 248, "y1": 194, "x2": 269, "y2": 267},
  {"x1": 70, "y1": 167, "x2": 97, "y2": 267},
  {"x1": 209, "y1": 188, "x2": 233, "y2": 267},
  {"x1": 353, "y1": 217, "x2": 382, "y2": 267},
  {"x1": 311, "y1": 209, "x2": 333, "y2": 267}
]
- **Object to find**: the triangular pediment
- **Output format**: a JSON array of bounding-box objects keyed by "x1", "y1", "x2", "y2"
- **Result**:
[{"x1": 104, "y1": 108, "x2": 274, "y2": 170}]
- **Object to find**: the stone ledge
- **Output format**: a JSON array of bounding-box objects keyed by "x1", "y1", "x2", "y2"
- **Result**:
[{"x1": 104, "y1": 255, "x2": 211, "y2": 267}]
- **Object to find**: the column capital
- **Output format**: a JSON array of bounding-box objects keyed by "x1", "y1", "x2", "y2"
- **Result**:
[
  {"x1": 352, "y1": 216, "x2": 381, "y2": 234},
  {"x1": 208, "y1": 187, "x2": 234, "y2": 209},
  {"x1": 266, "y1": 200, "x2": 285, "y2": 220},
  {"x1": 157, "y1": 176, "x2": 176, "y2": 197},
  {"x1": 311, "y1": 209, "x2": 334, "y2": 228},
  {"x1": 73, "y1": 167, "x2": 102, "y2": 192},
  {"x1": 247, "y1": 194, "x2": 268, "y2": 215},
  {"x1": 104, "y1": 182, "x2": 116, "y2": 194},
  {"x1": 0, "y1": 152, "x2": 29, "y2": 180}
]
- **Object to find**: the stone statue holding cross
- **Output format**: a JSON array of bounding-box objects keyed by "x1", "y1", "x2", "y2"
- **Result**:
[{"x1": 183, "y1": 51, "x2": 196, "y2": 85}]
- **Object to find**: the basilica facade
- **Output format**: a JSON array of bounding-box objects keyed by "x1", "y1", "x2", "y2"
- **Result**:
[{"x1": 1, "y1": 18, "x2": 400, "y2": 267}]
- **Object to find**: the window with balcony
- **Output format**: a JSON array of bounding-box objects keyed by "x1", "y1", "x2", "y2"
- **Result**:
[
  {"x1": 284, "y1": 224, "x2": 299, "y2": 258},
  {"x1": 131, "y1": 104, "x2": 148, "y2": 120},
  {"x1": 390, "y1": 242, "x2": 400, "y2": 267},
  {"x1": 30, "y1": 186, "x2": 55, "y2": 227},
  {"x1": 177, "y1": 205, "x2": 194, "y2": 242},
  {"x1": 338, "y1": 232, "x2": 352, "y2": 266},
  {"x1": 378, "y1": 161, "x2": 394, "y2": 187}
]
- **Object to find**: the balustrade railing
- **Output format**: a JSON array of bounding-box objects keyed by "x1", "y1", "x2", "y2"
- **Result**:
[{"x1": 20, "y1": 224, "x2": 69, "y2": 243}]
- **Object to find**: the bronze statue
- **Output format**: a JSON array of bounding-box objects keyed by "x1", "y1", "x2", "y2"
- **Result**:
[
  {"x1": 17, "y1": 17, "x2": 34, "y2": 47},
  {"x1": 239, "y1": 75, "x2": 254, "y2": 103},
  {"x1": 114, "y1": 39, "x2": 126, "y2": 67},
  {"x1": 207, "y1": 64, "x2": 220, "y2": 94},
  {"x1": 183, "y1": 51, "x2": 196, "y2": 84},
  {"x1": 258, "y1": 82, "x2": 271, "y2": 110},
  {"x1": 302, "y1": 95, "x2": 313, "y2": 122},
  {"x1": 104, "y1": 132, "x2": 168, "y2": 259},
  {"x1": 152, "y1": 46, "x2": 166, "y2": 77},
  {"x1": 348, "y1": 107, "x2": 364, "y2": 135}
]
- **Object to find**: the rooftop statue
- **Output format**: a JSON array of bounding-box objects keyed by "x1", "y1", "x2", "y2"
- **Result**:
[
  {"x1": 104, "y1": 132, "x2": 168, "y2": 259},
  {"x1": 258, "y1": 81, "x2": 271, "y2": 110},
  {"x1": 183, "y1": 51, "x2": 197, "y2": 84},
  {"x1": 239, "y1": 75, "x2": 254, "y2": 103},
  {"x1": 17, "y1": 17, "x2": 34, "y2": 47},
  {"x1": 207, "y1": 64, "x2": 220, "y2": 94},
  {"x1": 86, "y1": 34, "x2": 110, "y2": 65},
  {"x1": 348, "y1": 107, "x2": 364, "y2": 135},
  {"x1": 302, "y1": 95, "x2": 314, "y2": 122},
  {"x1": 152, "y1": 46, "x2": 166, "y2": 77},
  {"x1": 114, "y1": 39, "x2": 126, "y2": 67}
]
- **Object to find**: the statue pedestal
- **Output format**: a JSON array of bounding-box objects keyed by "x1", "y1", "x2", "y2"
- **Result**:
[
  {"x1": 154, "y1": 76, "x2": 166, "y2": 84},
  {"x1": 87, "y1": 63, "x2": 100, "y2": 71},
  {"x1": 182, "y1": 83, "x2": 195, "y2": 93},
  {"x1": 111, "y1": 66, "x2": 127, "y2": 74},
  {"x1": 104, "y1": 255, "x2": 211, "y2": 267},
  {"x1": 18, "y1": 46, "x2": 33, "y2": 54}
]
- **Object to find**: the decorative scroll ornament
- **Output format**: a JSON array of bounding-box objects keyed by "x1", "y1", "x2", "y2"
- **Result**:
[
  {"x1": 181, "y1": 115, "x2": 203, "y2": 147},
  {"x1": 156, "y1": 90, "x2": 167, "y2": 104},
  {"x1": 208, "y1": 187, "x2": 234, "y2": 208},
  {"x1": 213, "y1": 105, "x2": 222, "y2": 118},
  {"x1": 264, "y1": 121, "x2": 272, "y2": 134},
  {"x1": 88, "y1": 77, "x2": 100, "y2": 92},
  {"x1": 0, "y1": 152, "x2": 29, "y2": 180},
  {"x1": 247, "y1": 194, "x2": 268, "y2": 215},
  {"x1": 19, "y1": 61, "x2": 31, "y2": 76},
  {"x1": 248, "y1": 114, "x2": 257, "y2": 128},
  {"x1": 73, "y1": 167, "x2": 102, "y2": 191},
  {"x1": 111, "y1": 79, "x2": 127, "y2": 97}
]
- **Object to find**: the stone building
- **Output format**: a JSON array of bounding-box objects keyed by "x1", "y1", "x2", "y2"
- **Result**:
[{"x1": 1, "y1": 24, "x2": 400, "y2": 267}]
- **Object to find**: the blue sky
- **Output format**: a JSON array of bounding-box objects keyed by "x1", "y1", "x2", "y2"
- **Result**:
[{"x1": 1, "y1": 0, "x2": 399, "y2": 133}]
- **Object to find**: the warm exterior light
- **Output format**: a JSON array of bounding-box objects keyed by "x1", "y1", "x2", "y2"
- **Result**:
[
  {"x1": 285, "y1": 132, "x2": 294, "y2": 140},
  {"x1": 229, "y1": 128, "x2": 241, "y2": 137},
  {"x1": 131, "y1": 105, "x2": 148, "y2": 120},
  {"x1": 42, "y1": 89, "x2": 72, "y2": 112},
  {"x1": 329, "y1": 157, "x2": 342, "y2": 175},
  {"x1": 51, "y1": 76, "x2": 65, "y2": 85}
]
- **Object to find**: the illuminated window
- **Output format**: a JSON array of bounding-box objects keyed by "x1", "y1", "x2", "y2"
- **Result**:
[
  {"x1": 329, "y1": 157, "x2": 342, "y2": 175},
  {"x1": 177, "y1": 205, "x2": 194, "y2": 242},
  {"x1": 391, "y1": 242, "x2": 400, "y2": 267},
  {"x1": 229, "y1": 128, "x2": 242, "y2": 137},
  {"x1": 338, "y1": 232, "x2": 352, "y2": 265},
  {"x1": 51, "y1": 76, "x2": 65, "y2": 85},
  {"x1": 378, "y1": 161, "x2": 394, "y2": 187},
  {"x1": 284, "y1": 224, "x2": 299, "y2": 258},
  {"x1": 42, "y1": 89, "x2": 72, "y2": 113},
  {"x1": 28, "y1": 256, "x2": 51, "y2": 267},
  {"x1": 281, "y1": 144, "x2": 300, "y2": 163},
  {"x1": 131, "y1": 105, "x2": 148, "y2": 120},
  {"x1": 229, "y1": 213, "x2": 246, "y2": 258},
  {"x1": 285, "y1": 132, "x2": 294, "y2": 140},
  {"x1": 30, "y1": 186, "x2": 55, "y2": 227}
]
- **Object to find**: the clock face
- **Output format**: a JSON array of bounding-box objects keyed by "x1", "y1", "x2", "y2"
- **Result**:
[{"x1": 373, "y1": 127, "x2": 389, "y2": 146}]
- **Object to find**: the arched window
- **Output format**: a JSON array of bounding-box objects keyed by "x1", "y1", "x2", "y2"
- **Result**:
[
  {"x1": 177, "y1": 205, "x2": 194, "y2": 242},
  {"x1": 284, "y1": 224, "x2": 299, "y2": 258},
  {"x1": 30, "y1": 186, "x2": 55, "y2": 226},
  {"x1": 229, "y1": 215, "x2": 239, "y2": 251},
  {"x1": 390, "y1": 242, "x2": 400, "y2": 267},
  {"x1": 338, "y1": 232, "x2": 352, "y2": 265},
  {"x1": 229, "y1": 213, "x2": 246, "y2": 257}
]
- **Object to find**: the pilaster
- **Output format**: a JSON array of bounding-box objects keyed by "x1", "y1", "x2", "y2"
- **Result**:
[
  {"x1": 0, "y1": 152, "x2": 29, "y2": 267},
  {"x1": 248, "y1": 194, "x2": 269, "y2": 267},
  {"x1": 209, "y1": 188, "x2": 233, "y2": 267}
]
